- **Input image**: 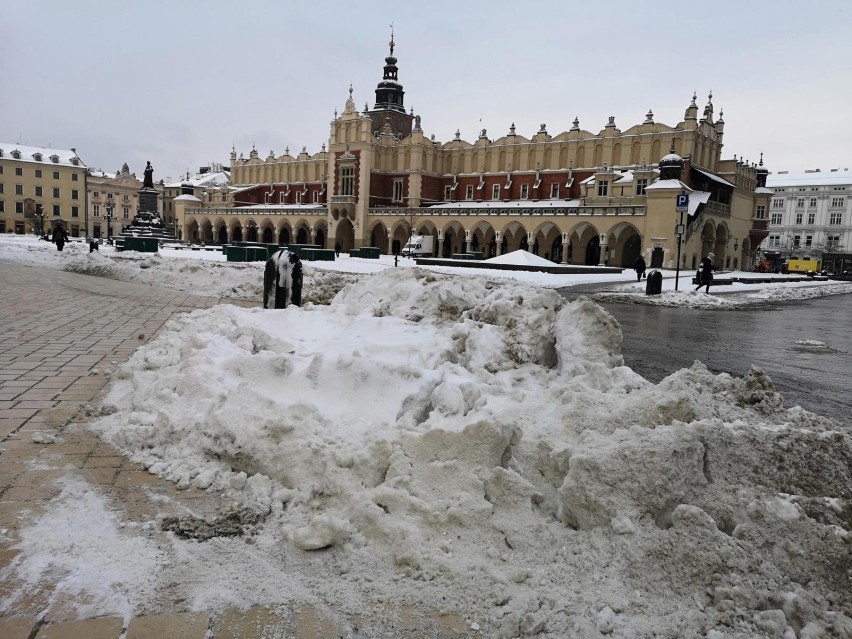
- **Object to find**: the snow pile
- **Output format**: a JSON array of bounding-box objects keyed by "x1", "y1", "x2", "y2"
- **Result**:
[
  {"x1": 81, "y1": 268, "x2": 852, "y2": 636},
  {"x1": 483, "y1": 249, "x2": 556, "y2": 267}
]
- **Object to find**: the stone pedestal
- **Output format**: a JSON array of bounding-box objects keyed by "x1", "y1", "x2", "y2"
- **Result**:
[{"x1": 138, "y1": 188, "x2": 159, "y2": 214}]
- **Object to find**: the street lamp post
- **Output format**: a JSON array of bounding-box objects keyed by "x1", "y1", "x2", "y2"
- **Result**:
[{"x1": 105, "y1": 203, "x2": 115, "y2": 242}]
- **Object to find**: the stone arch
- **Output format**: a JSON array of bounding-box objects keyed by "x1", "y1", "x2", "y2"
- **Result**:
[
  {"x1": 499, "y1": 221, "x2": 529, "y2": 254},
  {"x1": 532, "y1": 221, "x2": 562, "y2": 260},
  {"x1": 369, "y1": 220, "x2": 389, "y2": 253},
  {"x1": 278, "y1": 222, "x2": 292, "y2": 246},
  {"x1": 313, "y1": 221, "x2": 328, "y2": 249},
  {"x1": 567, "y1": 222, "x2": 601, "y2": 265},
  {"x1": 577, "y1": 146, "x2": 586, "y2": 168},
  {"x1": 612, "y1": 143, "x2": 622, "y2": 166},
  {"x1": 441, "y1": 220, "x2": 466, "y2": 257},
  {"x1": 631, "y1": 142, "x2": 641, "y2": 164},
  {"x1": 229, "y1": 219, "x2": 243, "y2": 243},
  {"x1": 245, "y1": 218, "x2": 259, "y2": 242},
  {"x1": 199, "y1": 218, "x2": 214, "y2": 243},
  {"x1": 594, "y1": 144, "x2": 603, "y2": 167},
  {"x1": 606, "y1": 222, "x2": 643, "y2": 267},
  {"x1": 214, "y1": 217, "x2": 228, "y2": 244},
  {"x1": 187, "y1": 219, "x2": 200, "y2": 243},
  {"x1": 335, "y1": 218, "x2": 355, "y2": 252},
  {"x1": 714, "y1": 223, "x2": 730, "y2": 267},
  {"x1": 696, "y1": 220, "x2": 716, "y2": 265},
  {"x1": 470, "y1": 221, "x2": 497, "y2": 256}
]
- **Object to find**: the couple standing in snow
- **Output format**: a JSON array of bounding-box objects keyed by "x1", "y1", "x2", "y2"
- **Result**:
[{"x1": 263, "y1": 248, "x2": 303, "y2": 309}]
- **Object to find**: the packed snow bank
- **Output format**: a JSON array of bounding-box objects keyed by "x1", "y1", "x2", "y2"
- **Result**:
[{"x1": 83, "y1": 268, "x2": 852, "y2": 636}]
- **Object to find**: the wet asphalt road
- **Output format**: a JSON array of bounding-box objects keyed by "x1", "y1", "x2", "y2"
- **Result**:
[{"x1": 593, "y1": 293, "x2": 851, "y2": 427}]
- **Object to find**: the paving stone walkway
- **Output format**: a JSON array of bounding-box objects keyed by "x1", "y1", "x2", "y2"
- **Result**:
[{"x1": 0, "y1": 262, "x2": 468, "y2": 639}]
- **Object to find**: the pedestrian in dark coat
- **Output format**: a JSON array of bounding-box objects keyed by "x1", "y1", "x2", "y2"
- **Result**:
[
  {"x1": 633, "y1": 255, "x2": 647, "y2": 282},
  {"x1": 263, "y1": 248, "x2": 303, "y2": 308},
  {"x1": 695, "y1": 252, "x2": 715, "y2": 293},
  {"x1": 334, "y1": 242, "x2": 341, "y2": 257},
  {"x1": 53, "y1": 225, "x2": 69, "y2": 252}
]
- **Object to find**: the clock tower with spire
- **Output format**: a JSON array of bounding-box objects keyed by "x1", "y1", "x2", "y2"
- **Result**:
[{"x1": 366, "y1": 28, "x2": 414, "y2": 139}]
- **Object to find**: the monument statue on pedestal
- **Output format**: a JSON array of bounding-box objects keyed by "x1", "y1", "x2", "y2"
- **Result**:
[{"x1": 143, "y1": 161, "x2": 154, "y2": 189}]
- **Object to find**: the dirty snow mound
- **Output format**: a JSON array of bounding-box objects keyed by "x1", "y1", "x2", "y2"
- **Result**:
[{"x1": 87, "y1": 268, "x2": 851, "y2": 637}]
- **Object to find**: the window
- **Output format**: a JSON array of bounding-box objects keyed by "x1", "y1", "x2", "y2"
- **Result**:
[
  {"x1": 35, "y1": 186, "x2": 43, "y2": 197},
  {"x1": 0, "y1": 183, "x2": 3, "y2": 193},
  {"x1": 15, "y1": 184, "x2": 23, "y2": 195},
  {"x1": 444, "y1": 185, "x2": 452, "y2": 200},
  {"x1": 805, "y1": 235, "x2": 813, "y2": 247},
  {"x1": 12, "y1": 150, "x2": 21, "y2": 159},
  {"x1": 296, "y1": 191, "x2": 302, "y2": 204},
  {"x1": 53, "y1": 188, "x2": 60, "y2": 198},
  {"x1": 15, "y1": 167, "x2": 23, "y2": 176},
  {"x1": 35, "y1": 169, "x2": 42, "y2": 178},
  {"x1": 550, "y1": 183, "x2": 560, "y2": 198},
  {"x1": 635, "y1": 179, "x2": 648, "y2": 196},
  {"x1": 465, "y1": 185, "x2": 473, "y2": 200},
  {"x1": 772, "y1": 199, "x2": 784, "y2": 209},
  {"x1": 771, "y1": 213, "x2": 782, "y2": 225},
  {"x1": 71, "y1": 189, "x2": 79, "y2": 200},
  {"x1": 313, "y1": 191, "x2": 319, "y2": 203},
  {"x1": 521, "y1": 184, "x2": 529, "y2": 199},
  {"x1": 93, "y1": 204, "x2": 100, "y2": 217},
  {"x1": 123, "y1": 194, "x2": 129, "y2": 202},
  {"x1": 53, "y1": 171, "x2": 59, "y2": 179},
  {"x1": 492, "y1": 184, "x2": 501, "y2": 200},
  {"x1": 795, "y1": 213, "x2": 803, "y2": 225},
  {"x1": 53, "y1": 205, "x2": 60, "y2": 216},
  {"x1": 0, "y1": 201, "x2": 4, "y2": 212},
  {"x1": 793, "y1": 235, "x2": 801, "y2": 247},
  {"x1": 831, "y1": 197, "x2": 845, "y2": 208},
  {"x1": 827, "y1": 234, "x2": 842, "y2": 248},
  {"x1": 71, "y1": 206, "x2": 79, "y2": 218},
  {"x1": 597, "y1": 180, "x2": 609, "y2": 196},
  {"x1": 16, "y1": 202, "x2": 24, "y2": 214},
  {"x1": 340, "y1": 167, "x2": 354, "y2": 196},
  {"x1": 0, "y1": 165, "x2": 3, "y2": 173},
  {"x1": 123, "y1": 207, "x2": 129, "y2": 219},
  {"x1": 809, "y1": 197, "x2": 817, "y2": 207},
  {"x1": 72, "y1": 173, "x2": 78, "y2": 182},
  {"x1": 93, "y1": 191, "x2": 99, "y2": 198},
  {"x1": 756, "y1": 205, "x2": 766, "y2": 219},
  {"x1": 807, "y1": 212, "x2": 815, "y2": 224},
  {"x1": 797, "y1": 198, "x2": 805, "y2": 208},
  {"x1": 830, "y1": 213, "x2": 843, "y2": 225},
  {"x1": 392, "y1": 179, "x2": 403, "y2": 203}
]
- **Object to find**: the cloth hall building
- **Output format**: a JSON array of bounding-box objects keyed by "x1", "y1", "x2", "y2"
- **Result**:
[{"x1": 173, "y1": 40, "x2": 771, "y2": 271}]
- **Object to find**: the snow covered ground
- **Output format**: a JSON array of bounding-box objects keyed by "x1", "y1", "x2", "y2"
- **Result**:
[
  {"x1": 1, "y1": 234, "x2": 851, "y2": 637},
  {"x1": 2, "y1": 234, "x2": 851, "y2": 309}
]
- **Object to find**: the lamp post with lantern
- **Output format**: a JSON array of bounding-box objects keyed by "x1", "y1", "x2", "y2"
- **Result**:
[{"x1": 105, "y1": 203, "x2": 115, "y2": 242}]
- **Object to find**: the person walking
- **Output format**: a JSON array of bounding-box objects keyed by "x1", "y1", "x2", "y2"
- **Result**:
[
  {"x1": 695, "y1": 252, "x2": 715, "y2": 293},
  {"x1": 53, "y1": 225, "x2": 69, "y2": 252},
  {"x1": 335, "y1": 242, "x2": 341, "y2": 258},
  {"x1": 633, "y1": 255, "x2": 647, "y2": 282}
]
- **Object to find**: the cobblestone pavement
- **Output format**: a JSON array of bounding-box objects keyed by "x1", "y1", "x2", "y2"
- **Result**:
[{"x1": 0, "y1": 263, "x2": 470, "y2": 639}]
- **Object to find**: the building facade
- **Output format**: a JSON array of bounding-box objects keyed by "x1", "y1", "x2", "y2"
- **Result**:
[
  {"x1": 87, "y1": 164, "x2": 146, "y2": 239},
  {"x1": 763, "y1": 170, "x2": 851, "y2": 270},
  {"x1": 162, "y1": 165, "x2": 230, "y2": 240},
  {"x1": 174, "y1": 41, "x2": 771, "y2": 271},
  {"x1": 0, "y1": 143, "x2": 87, "y2": 236}
]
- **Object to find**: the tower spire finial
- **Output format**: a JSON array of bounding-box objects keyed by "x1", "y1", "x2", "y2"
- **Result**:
[{"x1": 389, "y1": 23, "x2": 395, "y2": 56}]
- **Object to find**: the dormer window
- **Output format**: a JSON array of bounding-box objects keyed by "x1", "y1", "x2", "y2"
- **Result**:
[
  {"x1": 33, "y1": 153, "x2": 43, "y2": 162},
  {"x1": 466, "y1": 185, "x2": 473, "y2": 200},
  {"x1": 550, "y1": 183, "x2": 559, "y2": 199},
  {"x1": 521, "y1": 184, "x2": 529, "y2": 199},
  {"x1": 597, "y1": 180, "x2": 609, "y2": 196},
  {"x1": 492, "y1": 184, "x2": 500, "y2": 200},
  {"x1": 12, "y1": 150, "x2": 21, "y2": 159},
  {"x1": 71, "y1": 158, "x2": 79, "y2": 166},
  {"x1": 51, "y1": 155, "x2": 59, "y2": 163}
]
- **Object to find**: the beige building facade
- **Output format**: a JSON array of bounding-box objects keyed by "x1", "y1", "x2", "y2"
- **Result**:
[
  {"x1": 0, "y1": 143, "x2": 87, "y2": 236},
  {"x1": 175, "y1": 43, "x2": 770, "y2": 271},
  {"x1": 86, "y1": 164, "x2": 147, "y2": 239}
]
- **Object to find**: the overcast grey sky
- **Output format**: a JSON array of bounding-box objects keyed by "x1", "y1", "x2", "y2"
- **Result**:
[{"x1": 3, "y1": 0, "x2": 850, "y2": 182}]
